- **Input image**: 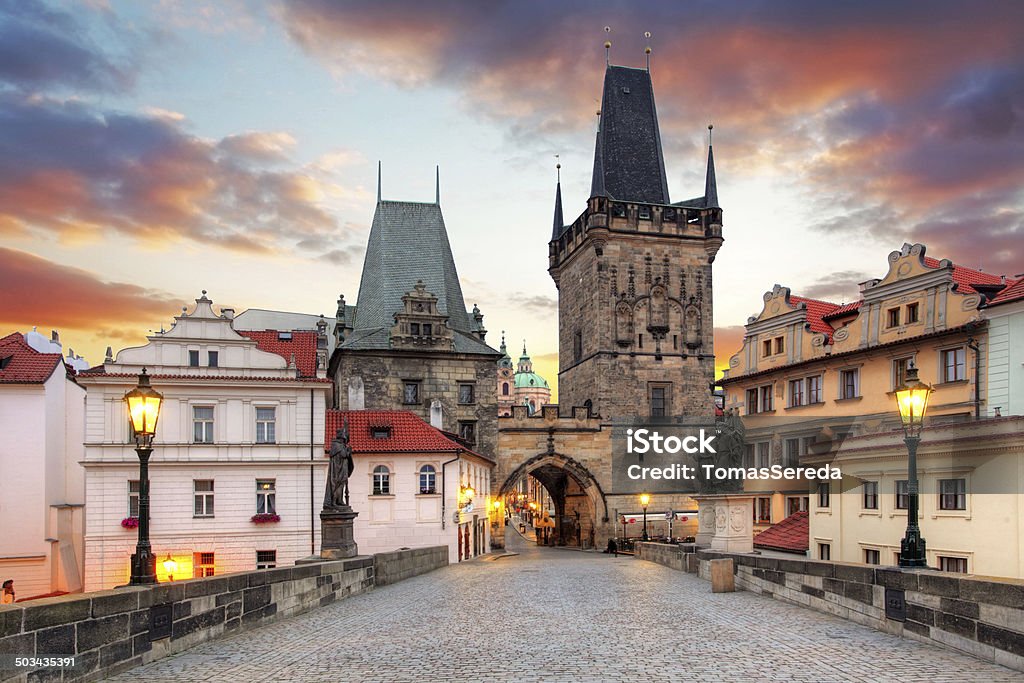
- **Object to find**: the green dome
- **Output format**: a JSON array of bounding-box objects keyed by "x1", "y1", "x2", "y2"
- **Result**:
[{"x1": 514, "y1": 371, "x2": 549, "y2": 389}]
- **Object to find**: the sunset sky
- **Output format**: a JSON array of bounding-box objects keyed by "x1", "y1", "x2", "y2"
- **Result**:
[{"x1": 2, "y1": 1, "x2": 1023, "y2": 397}]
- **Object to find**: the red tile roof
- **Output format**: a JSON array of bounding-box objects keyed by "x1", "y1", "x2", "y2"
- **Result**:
[
  {"x1": 788, "y1": 296, "x2": 842, "y2": 335},
  {"x1": 77, "y1": 370, "x2": 331, "y2": 383},
  {"x1": 325, "y1": 410, "x2": 486, "y2": 459},
  {"x1": 236, "y1": 330, "x2": 319, "y2": 377},
  {"x1": 0, "y1": 333, "x2": 66, "y2": 384},
  {"x1": 822, "y1": 301, "x2": 863, "y2": 319},
  {"x1": 988, "y1": 278, "x2": 1024, "y2": 306},
  {"x1": 923, "y1": 256, "x2": 1005, "y2": 294},
  {"x1": 753, "y1": 510, "x2": 808, "y2": 554}
]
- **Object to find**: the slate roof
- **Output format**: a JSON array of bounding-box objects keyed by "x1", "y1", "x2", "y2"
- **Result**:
[
  {"x1": 590, "y1": 65, "x2": 670, "y2": 204},
  {"x1": 341, "y1": 199, "x2": 498, "y2": 356},
  {"x1": 324, "y1": 409, "x2": 490, "y2": 462},
  {"x1": 236, "y1": 330, "x2": 319, "y2": 377},
  {"x1": 753, "y1": 510, "x2": 808, "y2": 554},
  {"x1": 0, "y1": 332, "x2": 68, "y2": 384}
]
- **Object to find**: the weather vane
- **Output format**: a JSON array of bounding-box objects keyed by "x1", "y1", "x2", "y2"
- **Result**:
[
  {"x1": 644, "y1": 31, "x2": 652, "y2": 70},
  {"x1": 604, "y1": 26, "x2": 612, "y2": 65}
]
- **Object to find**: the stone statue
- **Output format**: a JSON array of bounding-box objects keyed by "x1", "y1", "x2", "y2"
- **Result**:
[
  {"x1": 699, "y1": 408, "x2": 746, "y2": 493},
  {"x1": 325, "y1": 421, "x2": 354, "y2": 509}
]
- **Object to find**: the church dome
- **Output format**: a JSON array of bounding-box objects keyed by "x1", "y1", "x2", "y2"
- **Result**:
[{"x1": 514, "y1": 371, "x2": 549, "y2": 389}]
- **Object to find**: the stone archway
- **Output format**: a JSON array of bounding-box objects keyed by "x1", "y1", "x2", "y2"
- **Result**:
[{"x1": 499, "y1": 452, "x2": 609, "y2": 549}]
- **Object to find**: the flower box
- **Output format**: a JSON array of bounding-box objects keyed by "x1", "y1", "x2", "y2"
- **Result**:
[
  {"x1": 121, "y1": 517, "x2": 139, "y2": 529},
  {"x1": 251, "y1": 513, "x2": 281, "y2": 524}
]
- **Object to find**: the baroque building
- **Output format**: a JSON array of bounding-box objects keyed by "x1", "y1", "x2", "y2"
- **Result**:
[
  {"x1": 496, "y1": 56, "x2": 723, "y2": 550},
  {"x1": 496, "y1": 335, "x2": 551, "y2": 416},
  {"x1": 329, "y1": 171, "x2": 501, "y2": 459}
]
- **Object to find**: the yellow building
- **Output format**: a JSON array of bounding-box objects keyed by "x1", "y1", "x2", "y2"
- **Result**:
[{"x1": 721, "y1": 243, "x2": 1024, "y2": 576}]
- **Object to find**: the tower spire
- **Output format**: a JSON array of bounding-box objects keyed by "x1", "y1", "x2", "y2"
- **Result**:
[
  {"x1": 551, "y1": 160, "x2": 564, "y2": 240},
  {"x1": 376, "y1": 160, "x2": 382, "y2": 203},
  {"x1": 704, "y1": 124, "x2": 719, "y2": 209},
  {"x1": 644, "y1": 31, "x2": 651, "y2": 71},
  {"x1": 435, "y1": 165, "x2": 440, "y2": 205},
  {"x1": 604, "y1": 26, "x2": 611, "y2": 65}
]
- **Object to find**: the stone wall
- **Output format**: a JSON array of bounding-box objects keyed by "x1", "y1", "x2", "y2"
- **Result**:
[
  {"x1": 1, "y1": 548, "x2": 446, "y2": 683},
  {"x1": 373, "y1": 545, "x2": 448, "y2": 586},
  {"x1": 635, "y1": 543, "x2": 1024, "y2": 673}
]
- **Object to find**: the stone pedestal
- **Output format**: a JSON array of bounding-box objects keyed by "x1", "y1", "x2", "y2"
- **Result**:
[
  {"x1": 321, "y1": 507, "x2": 358, "y2": 560},
  {"x1": 692, "y1": 493, "x2": 755, "y2": 554}
]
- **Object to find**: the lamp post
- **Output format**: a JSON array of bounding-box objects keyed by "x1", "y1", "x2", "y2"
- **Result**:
[
  {"x1": 895, "y1": 362, "x2": 931, "y2": 568},
  {"x1": 640, "y1": 493, "x2": 651, "y2": 542},
  {"x1": 124, "y1": 369, "x2": 163, "y2": 585},
  {"x1": 162, "y1": 554, "x2": 178, "y2": 582}
]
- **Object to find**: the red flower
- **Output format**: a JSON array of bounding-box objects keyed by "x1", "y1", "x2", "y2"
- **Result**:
[
  {"x1": 121, "y1": 517, "x2": 139, "y2": 529},
  {"x1": 251, "y1": 513, "x2": 281, "y2": 524}
]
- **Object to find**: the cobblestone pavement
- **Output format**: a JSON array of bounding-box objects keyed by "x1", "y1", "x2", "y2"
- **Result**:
[{"x1": 106, "y1": 531, "x2": 1023, "y2": 682}]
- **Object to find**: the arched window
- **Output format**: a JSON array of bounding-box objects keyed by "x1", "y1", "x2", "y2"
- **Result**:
[
  {"x1": 583, "y1": 399, "x2": 593, "y2": 416},
  {"x1": 419, "y1": 465, "x2": 437, "y2": 494},
  {"x1": 502, "y1": 382, "x2": 509, "y2": 396},
  {"x1": 372, "y1": 465, "x2": 391, "y2": 495}
]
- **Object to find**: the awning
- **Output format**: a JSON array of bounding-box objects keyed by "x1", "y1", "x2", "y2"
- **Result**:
[{"x1": 619, "y1": 510, "x2": 698, "y2": 525}]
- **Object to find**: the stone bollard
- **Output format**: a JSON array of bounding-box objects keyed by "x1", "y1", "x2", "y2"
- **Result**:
[
  {"x1": 684, "y1": 553, "x2": 699, "y2": 574},
  {"x1": 710, "y1": 558, "x2": 735, "y2": 593}
]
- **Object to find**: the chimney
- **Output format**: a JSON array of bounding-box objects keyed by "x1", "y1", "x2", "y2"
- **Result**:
[{"x1": 221, "y1": 307, "x2": 235, "y2": 320}]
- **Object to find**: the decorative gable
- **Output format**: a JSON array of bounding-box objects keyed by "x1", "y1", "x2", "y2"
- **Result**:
[{"x1": 389, "y1": 281, "x2": 455, "y2": 351}]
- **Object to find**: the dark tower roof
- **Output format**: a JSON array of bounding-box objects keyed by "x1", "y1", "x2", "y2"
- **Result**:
[
  {"x1": 343, "y1": 199, "x2": 493, "y2": 354},
  {"x1": 590, "y1": 65, "x2": 670, "y2": 204},
  {"x1": 704, "y1": 143, "x2": 719, "y2": 209},
  {"x1": 551, "y1": 178, "x2": 564, "y2": 240}
]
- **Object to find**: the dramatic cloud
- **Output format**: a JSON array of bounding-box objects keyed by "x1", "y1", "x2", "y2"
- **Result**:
[
  {"x1": 509, "y1": 292, "x2": 558, "y2": 314},
  {"x1": 800, "y1": 271, "x2": 870, "y2": 303},
  {"x1": 0, "y1": 93, "x2": 361, "y2": 256},
  {"x1": 0, "y1": 248, "x2": 182, "y2": 331},
  {"x1": 277, "y1": 1, "x2": 1024, "y2": 269}
]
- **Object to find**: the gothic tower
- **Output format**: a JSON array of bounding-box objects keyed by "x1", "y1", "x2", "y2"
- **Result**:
[{"x1": 549, "y1": 64, "x2": 723, "y2": 420}]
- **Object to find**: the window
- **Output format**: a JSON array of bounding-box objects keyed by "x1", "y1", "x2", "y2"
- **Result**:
[
  {"x1": 650, "y1": 386, "x2": 666, "y2": 417},
  {"x1": 818, "y1": 543, "x2": 831, "y2": 561},
  {"x1": 895, "y1": 480, "x2": 909, "y2": 510},
  {"x1": 906, "y1": 302, "x2": 920, "y2": 323},
  {"x1": 372, "y1": 465, "x2": 391, "y2": 495},
  {"x1": 893, "y1": 357, "x2": 912, "y2": 390},
  {"x1": 757, "y1": 442, "x2": 771, "y2": 469},
  {"x1": 785, "y1": 438, "x2": 801, "y2": 467},
  {"x1": 817, "y1": 482, "x2": 830, "y2": 508},
  {"x1": 762, "y1": 339, "x2": 772, "y2": 357},
  {"x1": 410, "y1": 322, "x2": 420, "y2": 335},
  {"x1": 746, "y1": 388, "x2": 759, "y2": 415},
  {"x1": 839, "y1": 369, "x2": 860, "y2": 399},
  {"x1": 188, "y1": 350, "x2": 200, "y2": 367},
  {"x1": 807, "y1": 375, "x2": 822, "y2": 404},
  {"x1": 787, "y1": 496, "x2": 808, "y2": 516},
  {"x1": 774, "y1": 336, "x2": 784, "y2": 355},
  {"x1": 370, "y1": 426, "x2": 391, "y2": 439},
  {"x1": 422, "y1": 323, "x2": 432, "y2": 337},
  {"x1": 208, "y1": 350, "x2": 219, "y2": 367},
  {"x1": 458, "y1": 421, "x2": 477, "y2": 445},
  {"x1": 864, "y1": 549, "x2": 880, "y2": 565},
  {"x1": 789, "y1": 379, "x2": 805, "y2": 407},
  {"x1": 194, "y1": 480, "x2": 214, "y2": 517},
  {"x1": 419, "y1": 465, "x2": 437, "y2": 494},
  {"x1": 939, "y1": 478, "x2": 966, "y2": 510},
  {"x1": 759, "y1": 385, "x2": 773, "y2": 412},
  {"x1": 638, "y1": 206, "x2": 651, "y2": 220},
  {"x1": 255, "y1": 407, "x2": 276, "y2": 444},
  {"x1": 863, "y1": 481, "x2": 878, "y2": 510},
  {"x1": 193, "y1": 406, "x2": 214, "y2": 443},
  {"x1": 802, "y1": 436, "x2": 816, "y2": 455},
  {"x1": 458, "y1": 383, "x2": 475, "y2": 405},
  {"x1": 128, "y1": 480, "x2": 140, "y2": 518},
  {"x1": 403, "y1": 381, "x2": 420, "y2": 405},
  {"x1": 194, "y1": 552, "x2": 215, "y2": 578},
  {"x1": 256, "y1": 479, "x2": 276, "y2": 514},
  {"x1": 573, "y1": 331, "x2": 582, "y2": 361},
  {"x1": 502, "y1": 382, "x2": 509, "y2": 396},
  {"x1": 744, "y1": 444, "x2": 754, "y2": 469},
  {"x1": 256, "y1": 550, "x2": 276, "y2": 570},
  {"x1": 887, "y1": 307, "x2": 900, "y2": 328},
  {"x1": 941, "y1": 347, "x2": 966, "y2": 382},
  {"x1": 638, "y1": 333, "x2": 644, "y2": 349},
  {"x1": 939, "y1": 556, "x2": 968, "y2": 574},
  {"x1": 754, "y1": 497, "x2": 771, "y2": 523}
]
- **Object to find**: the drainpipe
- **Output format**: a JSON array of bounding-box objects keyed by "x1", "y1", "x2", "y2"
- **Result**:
[
  {"x1": 310, "y1": 388, "x2": 315, "y2": 555},
  {"x1": 967, "y1": 337, "x2": 981, "y2": 419},
  {"x1": 441, "y1": 452, "x2": 461, "y2": 530}
]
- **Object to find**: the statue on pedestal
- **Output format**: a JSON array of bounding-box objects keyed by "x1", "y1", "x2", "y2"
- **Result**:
[
  {"x1": 699, "y1": 408, "x2": 745, "y2": 493},
  {"x1": 325, "y1": 421, "x2": 354, "y2": 510}
]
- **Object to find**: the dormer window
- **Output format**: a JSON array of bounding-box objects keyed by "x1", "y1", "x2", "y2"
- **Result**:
[
  {"x1": 887, "y1": 307, "x2": 900, "y2": 328},
  {"x1": 410, "y1": 323, "x2": 420, "y2": 335},
  {"x1": 370, "y1": 426, "x2": 391, "y2": 439},
  {"x1": 278, "y1": 331, "x2": 292, "y2": 341},
  {"x1": 0, "y1": 355, "x2": 11, "y2": 370},
  {"x1": 422, "y1": 323, "x2": 432, "y2": 337}
]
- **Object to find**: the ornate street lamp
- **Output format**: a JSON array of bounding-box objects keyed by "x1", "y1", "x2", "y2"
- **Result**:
[
  {"x1": 124, "y1": 369, "x2": 163, "y2": 584},
  {"x1": 895, "y1": 362, "x2": 931, "y2": 568},
  {"x1": 640, "y1": 493, "x2": 651, "y2": 542},
  {"x1": 162, "y1": 554, "x2": 178, "y2": 582}
]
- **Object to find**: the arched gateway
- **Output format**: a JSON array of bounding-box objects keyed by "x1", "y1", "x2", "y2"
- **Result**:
[{"x1": 494, "y1": 405, "x2": 614, "y2": 550}]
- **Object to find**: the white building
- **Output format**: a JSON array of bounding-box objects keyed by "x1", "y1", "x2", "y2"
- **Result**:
[
  {"x1": 326, "y1": 410, "x2": 495, "y2": 563},
  {"x1": 78, "y1": 293, "x2": 332, "y2": 591},
  {"x1": 0, "y1": 330, "x2": 86, "y2": 599},
  {"x1": 985, "y1": 278, "x2": 1024, "y2": 417}
]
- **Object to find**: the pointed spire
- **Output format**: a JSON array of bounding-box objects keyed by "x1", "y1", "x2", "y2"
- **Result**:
[
  {"x1": 435, "y1": 165, "x2": 440, "y2": 205},
  {"x1": 376, "y1": 160, "x2": 382, "y2": 202},
  {"x1": 704, "y1": 124, "x2": 719, "y2": 209},
  {"x1": 552, "y1": 161, "x2": 564, "y2": 240},
  {"x1": 500, "y1": 330, "x2": 507, "y2": 354}
]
